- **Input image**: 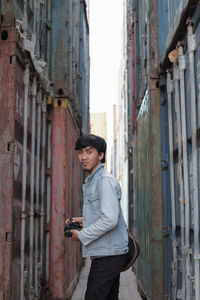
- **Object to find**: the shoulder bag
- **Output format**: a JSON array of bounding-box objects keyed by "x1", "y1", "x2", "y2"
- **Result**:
[{"x1": 122, "y1": 230, "x2": 140, "y2": 272}]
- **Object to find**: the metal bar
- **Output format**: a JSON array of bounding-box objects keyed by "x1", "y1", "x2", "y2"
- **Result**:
[
  {"x1": 187, "y1": 23, "x2": 200, "y2": 300},
  {"x1": 146, "y1": 0, "x2": 150, "y2": 76},
  {"x1": 50, "y1": 106, "x2": 67, "y2": 298},
  {"x1": 45, "y1": 122, "x2": 51, "y2": 280},
  {"x1": 34, "y1": 87, "x2": 42, "y2": 297},
  {"x1": 69, "y1": 0, "x2": 73, "y2": 87},
  {"x1": 36, "y1": 0, "x2": 41, "y2": 57},
  {"x1": 40, "y1": 94, "x2": 47, "y2": 274},
  {"x1": 40, "y1": 1, "x2": 45, "y2": 60},
  {"x1": 33, "y1": 0, "x2": 37, "y2": 35},
  {"x1": 47, "y1": 0, "x2": 52, "y2": 70},
  {"x1": 20, "y1": 63, "x2": 29, "y2": 300},
  {"x1": 29, "y1": 76, "x2": 37, "y2": 297},
  {"x1": 127, "y1": 0, "x2": 133, "y2": 135},
  {"x1": 72, "y1": 0, "x2": 80, "y2": 96},
  {"x1": 167, "y1": 0, "x2": 170, "y2": 27},
  {"x1": 74, "y1": 0, "x2": 80, "y2": 63},
  {"x1": 167, "y1": 71, "x2": 177, "y2": 299},
  {"x1": 23, "y1": 0, "x2": 28, "y2": 37},
  {"x1": 35, "y1": 91, "x2": 42, "y2": 209},
  {"x1": 139, "y1": 0, "x2": 147, "y2": 98},
  {"x1": 45, "y1": 177, "x2": 51, "y2": 280},
  {"x1": 32, "y1": 0, "x2": 37, "y2": 48},
  {"x1": 178, "y1": 44, "x2": 191, "y2": 300},
  {"x1": 173, "y1": 61, "x2": 186, "y2": 299}
]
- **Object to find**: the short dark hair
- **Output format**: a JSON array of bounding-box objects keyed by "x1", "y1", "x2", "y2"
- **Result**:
[{"x1": 75, "y1": 134, "x2": 107, "y2": 163}]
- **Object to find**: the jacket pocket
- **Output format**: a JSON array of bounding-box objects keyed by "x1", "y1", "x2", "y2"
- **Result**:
[
  {"x1": 87, "y1": 193, "x2": 100, "y2": 213},
  {"x1": 88, "y1": 193, "x2": 99, "y2": 202}
]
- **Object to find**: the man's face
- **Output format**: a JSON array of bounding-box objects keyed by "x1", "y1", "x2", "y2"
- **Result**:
[{"x1": 77, "y1": 146, "x2": 104, "y2": 175}]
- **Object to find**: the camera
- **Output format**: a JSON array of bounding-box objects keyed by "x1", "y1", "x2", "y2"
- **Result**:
[{"x1": 64, "y1": 219, "x2": 82, "y2": 237}]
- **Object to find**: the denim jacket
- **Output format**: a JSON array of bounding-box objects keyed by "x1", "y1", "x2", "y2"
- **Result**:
[{"x1": 78, "y1": 164, "x2": 128, "y2": 257}]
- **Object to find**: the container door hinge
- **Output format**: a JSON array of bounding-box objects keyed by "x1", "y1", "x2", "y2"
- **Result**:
[
  {"x1": 161, "y1": 159, "x2": 168, "y2": 170},
  {"x1": 5, "y1": 232, "x2": 15, "y2": 242},
  {"x1": 194, "y1": 253, "x2": 200, "y2": 260},
  {"x1": 162, "y1": 226, "x2": 170, "y2": 238},
  {"x1": 177, "y1": 289, "x2": 182, "y2": 299},
  {"x1": 10, "y1": 55, "x2": 16, "y2": 65}
]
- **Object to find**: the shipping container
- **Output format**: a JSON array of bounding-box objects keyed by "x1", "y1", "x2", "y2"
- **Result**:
[
  {"x1": 157, "y1": 0, "x2": 194, "y2": 65},
  {"x1": 50, "y1": 102, "x2": 82, "y2": 299},
  {"x1": 0, "y1": 29, "x2": 51, "y2": 298},
  {"x1": 117, "y1": 0, "x2": 133, "y2": 224},
  {"x1": 159, "y1": 0, "x2": 200, "y2": 299},
  {"x1": 119, "y1": 2, "x2": 163, "y2": 299},
  {"x1": 51, "y1": 0, "x2": 90, "y2": 134},
  {"x1": 121, "y1": 0, "x2": 200, "y2": 299},
  {"x1": 0, "y1": 0, "x2": 89, "y2": 299},
  {"x1": 132, "y1": 1, "x2": 163, "y2": 299}
]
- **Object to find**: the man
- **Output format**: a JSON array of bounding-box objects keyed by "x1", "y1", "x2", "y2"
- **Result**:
[{"x1": 66, "y1": 134, "x2": 128, "y2": 300}]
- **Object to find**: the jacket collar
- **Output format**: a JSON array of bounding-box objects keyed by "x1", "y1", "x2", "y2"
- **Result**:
[{"x1": 85, "y1": 164, "x2": 104, "y2": 183}]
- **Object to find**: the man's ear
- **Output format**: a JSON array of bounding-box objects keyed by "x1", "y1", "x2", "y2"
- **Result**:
[{"x1": 99, "y1": 152, "x2": 104, "y2": 161}]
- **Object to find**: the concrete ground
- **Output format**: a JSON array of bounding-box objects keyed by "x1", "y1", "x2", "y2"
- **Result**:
[{"x1": 70, "y1": 258, "x2": 143, "y2": 300}]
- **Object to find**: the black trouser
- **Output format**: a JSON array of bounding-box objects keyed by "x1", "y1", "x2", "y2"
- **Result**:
[{"x1": 84, "y1": 253, "x2": 128, "y2": 300}]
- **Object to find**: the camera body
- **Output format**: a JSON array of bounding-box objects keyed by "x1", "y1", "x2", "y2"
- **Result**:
[{"x1": 64, "y1": 219, "x2": 82, "y2": 237}]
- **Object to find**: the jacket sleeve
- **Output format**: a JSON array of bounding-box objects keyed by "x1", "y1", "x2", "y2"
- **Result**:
[{"x1": 78, "y1": 176, "x2": 121, "y2": 246}]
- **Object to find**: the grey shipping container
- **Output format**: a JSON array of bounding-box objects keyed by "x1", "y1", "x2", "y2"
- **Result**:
[
  {"x1": 159, "y1": 0, "x2": 200, "y2": 299},
  {"x1": 131, "y1": 0, "x2": 200, "y2": 299}
]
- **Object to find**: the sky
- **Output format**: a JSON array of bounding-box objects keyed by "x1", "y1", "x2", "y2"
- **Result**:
[
  {"x1": 89, "y1": 0, "x2": 123, "y2": 113},
  {"x1": 89, "y1": 0, "x2": 124, "y2": 168}
]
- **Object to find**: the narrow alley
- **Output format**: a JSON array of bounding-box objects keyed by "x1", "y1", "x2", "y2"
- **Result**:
[{"x1": 71, "y1": 258, "x2": 143, "y2": 300}]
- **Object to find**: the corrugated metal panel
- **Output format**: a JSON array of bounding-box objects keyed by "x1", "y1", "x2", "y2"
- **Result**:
[
  {"x1": 0, "y1": 1, "x2": 89, "y2": 299},
  {"x1": 51, "y1": 0, "x2": 71, "y2": 93},
  {"x1": 136, "y1": 88, "x2": 164, "y2": 300},
  {"x1": 160, "y1": 1, "x2": 200, "y2": 299},
  {"x1": 0, "y1": 26, "x2": 16, "y2": 300},
  {"x1": 136, "y1": 91, "x2": 151, "y2": 299},
  {"x1": 51, "y1": 0, "x2": 89, "y2": 133},
  {"x1": 160, "y1": 75, "x2": 173, "y2": 299},
  {"x1": 129, "y1": 0, "x2": 200, "y2": 299},
  {"x1": 132, "y1": 16, "x2": 136, "y2": 132},
  {"x1": 50, "y1": 101, "x2": 81, "y2": 298},
  {"x1": 134, "y1": 0, "x2": 148, "y2": 105},
  {"x1": 132, "y1": 1, "x2": 164, "y2": 299},
  {"x1": 157, "y1": 0, "x2": 197, "y2": 64},
  {"x1": 134, "y1": 0, "x2": 140, "y2": 103},
  {"x1": 13, "y1": 0, "x2": 34, "y2": 38},
  {"x1": 0, "y1": 25, "x2": 50, "y2": 299},
  {"x1": 129, "y1": 1, "x2": 136, "y2": 232},
  {"x1": 65, "y1": 107, "x2": 82, "y2": 294},
  {"x1": 79, "y1": 0, "x2": 90, "y2": 134}
]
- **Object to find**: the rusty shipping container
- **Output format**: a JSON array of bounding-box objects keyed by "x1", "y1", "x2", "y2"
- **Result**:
[
  {"x1": 0, "y1": 0, "x2": 89, "y2": 299},
  {"x1": 50, "y1": 0, "x2": 89, "y2": 298}
]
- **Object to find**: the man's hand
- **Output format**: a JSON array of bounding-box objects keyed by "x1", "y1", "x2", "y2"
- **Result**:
[
  {"x1": 71, "y1": 230, "x2": 79, "y2": 241},
  {"x1": 65, "y1": 217, "x2": 83, "y2": 226}
]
